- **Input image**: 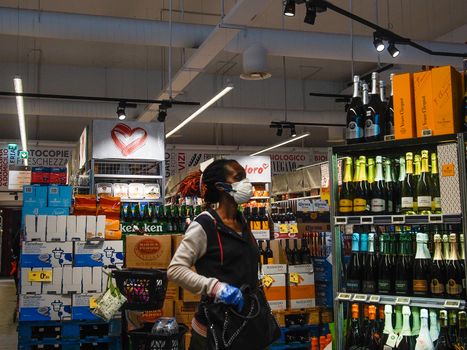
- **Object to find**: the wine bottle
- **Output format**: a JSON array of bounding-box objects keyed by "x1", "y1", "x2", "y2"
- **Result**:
[
  {"x1": 460, "y1": 234, "x2": 466, "y2": 298},
  {"x1": 264, "y1": 240, "x2": 274, "y2": 265},
  {"x1": 377, "y1": 305, "x2": 386, "y2": 335},
  {"x1": 413, "y1": 307, "x2": 421, "y2": 337},
  {"x1": 371, "y1": 156, "x2": 387, "y2": 214},
  {"x1": 368, "y1": 158, "x2": 376, "y2": 186},
  {"x1": 396, "y1": 157, "x2": 406, "y2": 214},
  {"x1": 380, "y1": 80, "x2": 388, "y2": 137},
  {"x1": 293, "y1": 239, "x2": 302, "y2": 265},
  {"x1": 258, "y1": 240, "x2": 265, "y2": 265},
  {"x1": 364, "y1": 305, "x2": 382, "y2": 349},
  {"x1": 456, "y1": 311, "x2": 467, "y2": 349},
  {"x1": 362, "y1": 304, "x2": 370, "y2": 339},
  {"x1": 413, "y1": 155, "x2": 421, "y2": 213},
  {"x1": 416, "y1": 150, "x2": 433, "y2": 215},
  {"x1": 346, "y1": 75, "x2": 365, "y2": 144},
  {"x1": 362, "y1": 232, "x2": 378, "y2": 294},
  {"x1": 443, "y1": 233, "x2": 450, "y2": 262},
  {"x1": 346, "y1": 232, "x2": 362, "y2": 293},
  {"x1": 385, "y1": 74, "x2": 395, "y2": 137},
  {"x1": 429, "y1": 310, "x2": 440, "y2": 346},
  {"x1": 378, "y1": 233, "x2": 394, "y2": 295},
  {"x1": 415, "y1": 309, "x2": 435, "y2": 350},
  {"x1": 384, "y1": 159, "x2": 395, "y2": 214},
  {"x1": 364, "y1": 72, "x2": 383, "y2": 142},
  {"x1": 398, "y1": 306, "x2": 415, "y2": 350},
  {"x1": 381, "y1": 305, "x2": 395, "y2": 347},
  {"x1": 430, "y1": 234, "x2": 446, "y2": 298},
  {"x1": 394, "y1": 306, "x2": 403, "y2": 335},
  {"x1": 346, "y1": 303, "x2": 362, "y2": 349},
  {"x1": 430, "y1": 153, "x2": 441, "y2": 214},
  {"x1": 448, "y1": 311, "x2": 458, "y2": 345},
  {"x1": 172, "y1": 204, "x2": 181, "y2": 233},
  {"x1": 354, "y1": 156, "x2": 370, "y2": 214},
  {"x1": 340, "y1": 157, "x2": 354, "y2": 215},
  {"x1": 435, "y1": 310, "x2": 451, "y2": 350},
  {"x1": 413, "y1": 233, "x2": 431, "y2": 297},
  {"x1": 401, "y1": 152, "x2": 416, "y2": 215},
  {"x1": 445, "y1": 233, "x2": 463, "y2": 298},
  {"x1": 165, "y1": 205, "x2": 173, "y2": 233},
  {"x1": 300, "y1": 238, "x2": 312, "y2": 264},
  {"x1": 285, "y1": 239, "x2": 294, "y2": 265},
  {"x1": 395, "y1": 233, "x2": 413, "y2": 296}
]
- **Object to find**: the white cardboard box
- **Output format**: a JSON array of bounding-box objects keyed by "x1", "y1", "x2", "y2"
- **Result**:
[
  {"x1": 46, "y1": 216, "x2": 67, "y2": 241},
  {"x1": 19, "y1": 294, "x2": 72, "y2": 321},
  {"x1": 96, "y1": 215, "x2": 106, "y2": 239},
  {"x1": 82, "y1": 267, "x2": 103, "y2": 293},
  {"x1": 62, "y1": 266, "x2": 83, "y2": 294},
  {"x1": 72, "y1": 294, "x2": 100, "y2": 321},
  {"x1": 287, "y1": 272, "x2": 316, "y2": 310},
  {"x1": 85, "y1": 216, "x2": 97, "y2": 240},
  {"x1": 21, "y1": 268, "x2": 43, "y2": 294},
  {"x1": 263, "y1": 273, "x2": 287, "y2": 311},
  {"x1": 288, "y1": 264, "x2": 314, "y2": 274},
  {"x1": 261, "y1": 264, "x2": 288, "y2": 276},
  {"x1": 66, "y1": 216, "x2": 86, "y2": 241},
  {"x1": 25, "y1": 215, "x2": 47, "y2": 241},
  {"x1": 42, "y1": 267, "x2": 63, "y2": 294},
  {"x1": 21, "y1": 242, "x2": 73, "y2": 268},
  {"x1": 74, "y1": 241, "x2": 123, "y2": 267}
]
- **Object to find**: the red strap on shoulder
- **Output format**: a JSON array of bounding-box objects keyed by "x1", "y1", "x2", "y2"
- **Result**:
[{"x1": 213, "y1": 219, "x2": 224, "y2": 266}]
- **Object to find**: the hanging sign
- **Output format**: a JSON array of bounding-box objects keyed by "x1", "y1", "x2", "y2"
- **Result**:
[
  {"x1": 92, "y1": 120, "x2": 164, "y2": 161},
  {"x1": 228, "y1": 155, "x2": 271, "y2": 183},
  {"x1": 8, "y1": 165, "x2": 31, "y2": 190}
]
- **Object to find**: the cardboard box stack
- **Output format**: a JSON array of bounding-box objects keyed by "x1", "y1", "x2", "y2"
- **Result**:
[{"x1": 19, "y1": 185, "x2": 124, "y2": 322}]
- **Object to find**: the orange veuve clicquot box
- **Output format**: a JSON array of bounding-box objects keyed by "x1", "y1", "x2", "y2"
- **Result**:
[
  {"x1": 393, "y1": 73, "x2": 417, "y2": 140},
  {"x1": 414, "y1": 70, "x2": 434, "y2": 137}
]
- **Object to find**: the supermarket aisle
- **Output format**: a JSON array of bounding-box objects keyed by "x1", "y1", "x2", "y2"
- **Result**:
[{"x1": 0, "y1": 279, "x2": 17, "y2": 349}]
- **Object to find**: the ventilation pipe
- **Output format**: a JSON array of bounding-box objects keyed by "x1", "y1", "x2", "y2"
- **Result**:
[{"x1": 240, "y1": 44, "x2": 272, "y2": 80}]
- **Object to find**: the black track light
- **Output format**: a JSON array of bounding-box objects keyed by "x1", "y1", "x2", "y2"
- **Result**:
[
  {"x1": 276, "y1": 127, "x2": 283, "y2": 137},
  {"x1": 284, "y1": 0, "x2": 295, "y2": 17},
  {"x1": 387, "y1": 42, "x2": 400, "y2": 58},
  {"x1": 291, "y1": 125, "x2": 297, "y2": 137},
  {"x1": 116, "y1": 102, "x2": 126, "y2": 120},
  {"x1": 373, "y1": 33, "x2": 385, "y2": 52},
  {"x1": 157, "y1": 109, "x2": 167, "y2": 122},
  {"x1": 304, "y1": 3, "x2": 317, "y2": 25}
]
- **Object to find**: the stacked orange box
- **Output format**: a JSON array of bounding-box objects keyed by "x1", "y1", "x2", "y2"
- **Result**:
[{"x1": 393, "y1": 73, "x2": 417, "y2": 140}]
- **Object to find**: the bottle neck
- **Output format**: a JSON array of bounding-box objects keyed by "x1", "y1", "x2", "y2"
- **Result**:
[
  {"x1": 375, "y1": 161, "x2": 384, "y2": 182},
  {"x1": 399, "y1": 238, "x2": 410, "y2": 255},
  {"x1": 399, "y1": 159, "x2": 406, "y2": 181},
  {"x1": 421, "y1": 157, "x2": 429, "y2": 174},
  {"x1": 390, "y1": 76, "x2": 394, "y2": 96},
  {"x1": 412, "y1": 309, "x2": 421, "y2": 334},
  {"x1": 360, "y1": 234, "x2": 368, "y2": 252},
  {"x1": 384, "y1": 163, "x2": 392, "y2": 182},
  {"x1": 383, "y1": 312, "x2": 394, "y2": 334},
  {"x1": 401, "y1": 313, "x2": 411, "y2": 336},
  {"x1": 415, "y1": 240, "x2": 429, "y2": 259},
  {"x1": 431, "y1": 156, "x2": 439, "y2": 175},
  {"x1": 433, "y1": 241, "x2": 443, "y2": 260},
  {"x1": 414, "y1": 160, "x2": 421, "y2": 176},
  {"x1": 380, "y1": 84, "x2": 386, "y2": 101},
  {"x1": 353, "y1": 80, "x2": 360, "y2": 98},
  {"x1": 359, "y1": 161, "x2": 367, "y2": 182},
  {"x1": 406, "y1": 159, "x2": 414, "y2": 175},
  {"x1": 460, "y1": 236, "x2": 465, "y2": 259},
  {"x1": 353, "y1": 162, "x2": 360, "y2": 182},
  {"x1": 449, "y1": 241, "x2": 459, "y2": 260},
  {"x1": 351, "y1": 235, "x2": 360, "y2": 252},
  {"x1": 371, "y1": 78, "x2": 378, "y2": 95},
  {"x1": 343, "y1": 161, "x2": 353, "y2": 183},
  {"x1": 420, "y1": 316, "x2": 430, "y2": 332},
  {"x1": 368, "y1": 239, "x2": 375, "y2": 253},
  {"x1": 368, "y1": 162, "x2": 375, "y2": 183},
  {"x1": 363, "y1": 88, "x2": 369, "y2": 105},
  {"x1": 394, "y1": 307, "x2": 403, "y2": 331}
]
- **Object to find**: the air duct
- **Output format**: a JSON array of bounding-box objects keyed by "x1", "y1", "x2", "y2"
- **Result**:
[{"x1": 240, "y1": 44, "x2": 272, "y2": 80}]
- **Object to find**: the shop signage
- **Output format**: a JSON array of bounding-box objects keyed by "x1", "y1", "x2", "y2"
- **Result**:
[
  {"x1": 228, "y1": 155, "x2": 271, "y2": 183},
  {"x1": 92, "y1": 120, "x2": 164, "y2": 161},
  {"x1": 8, "y1": 165, "x2": 31, "y2": 191},
  {"x1": 78, "y1": 128, "x2": 87, "y2": 169},
  {"x1": 20, "y1": 151, "x2": 29, "y2": 160},
  {"x1": 120, "y1": 223, "x2": 164, "y2": 234}
]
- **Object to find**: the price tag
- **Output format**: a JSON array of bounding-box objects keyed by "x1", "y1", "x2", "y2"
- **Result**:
[
  {"x1": 279, "y1": 224, "x2": 288, "y2": 234},
  {"x1": 385, "y1": 333, "x2": 398, "y2": 348},
  {"x1": 395, "y1": 297, "x2": 410, "y2": 305},
  {"x1": 28, "y1": 270, "x2": 53, "y2": 282},
  {"x1": 395, "y1": 335, "x2": 404, "y2": 348},
  {"x1": 443, "y1": 300, "x2": 461, "y2": 309},
  {"x1": 369, "y1": 295, "x2": 381, "y2": 303},
  {"x1": 391, "y1": 215, "x2": 405, "y2": 224},
  {"x1": 89, "y1": 297, "x2": 98, "y2": 309},
  {"x1": 289, "y1": 223, "x2": 299, "y2": 234},
  {"x1": 353, "y1": 294, "x2": 368, "y2": 302},
  {"x1": 337, "y1": 293, "x2": 352, "y2": 301},
  {"x1": 384, "y1": 135, "x2": 395, "y2": 141},
  {"x1": 262, "y1": 275, "x2": 274, "y2": 288},
  {"x1": 252, "y1": 230, "x2": 270, "y2": 240},
  {"x1": 361, "y1": 216, "x2": 374, "y2": 224},
  {"x1": 422, "y1": 129, "x2": 433, "y2": 137},
  {"x1": 289, "y1": 272, "x2": 303, "y2": 284},
  {"x1": 428, "y1": 214, "x2": 443, "y2": 223},
  {"x1": 335, "y1": 217, "x2": 348, "y2": 225},
  {"x1": 442, "y1": 163, "x2": 455, "y2": 177}
]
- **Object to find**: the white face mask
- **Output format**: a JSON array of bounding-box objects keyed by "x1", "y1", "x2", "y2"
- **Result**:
[{"x1": 229, "y1": 178, "x2": 253, "y2": 204}]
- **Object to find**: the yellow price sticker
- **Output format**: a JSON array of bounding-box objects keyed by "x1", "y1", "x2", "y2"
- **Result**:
[
  {"x1": 89, "y1": 297, "x2": 98, "y2": 309},
  {"x1": 262, "y1": 275, "x2": 274, "y2": 288},
  {"x1": 279, "y1": 224, "x2": 288, "y2": 234},
  {"x1": 289, "y1": 272, "x2": 303, "y2": 284},
  {"x1": 442, "y1": 163, "x2": 455, "y2": 177},
  {"x1": 28, "y1": 270, "x2": 52, "y2": 283},
  {"x1": 289, "y1": 223, "x2": 299, "y2": 234}
]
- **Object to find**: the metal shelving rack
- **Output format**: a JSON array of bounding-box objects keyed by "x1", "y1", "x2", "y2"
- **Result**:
[{"x1": 328, "y1": 133, "x2": 467, "y2": 349}]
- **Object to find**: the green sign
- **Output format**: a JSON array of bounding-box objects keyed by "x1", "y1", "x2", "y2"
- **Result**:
[
  {"x1": 8, "y1": 143, "x2": 17, "y2": 150},
  {"x1": 19, "y1": 151, "x2": 28, "y2": 159}
]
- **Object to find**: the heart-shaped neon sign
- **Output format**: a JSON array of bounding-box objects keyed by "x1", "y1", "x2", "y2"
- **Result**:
[{"x1": 111, "y1": 123, "x2": 148, "y2": 156}]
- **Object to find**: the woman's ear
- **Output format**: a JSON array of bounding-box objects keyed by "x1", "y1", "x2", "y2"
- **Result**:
[{"x1": 215, "y1": 182, "x2": 230, "y2": 193}]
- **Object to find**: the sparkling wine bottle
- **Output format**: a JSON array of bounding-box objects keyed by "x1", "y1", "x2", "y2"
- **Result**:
[
  {"x1": 340, "y1": 157, "x2": 354, "y2": 214},
  {"x1": 429, "y1": 310, "x2": 440, "y2": 346},
  {"x1": 378, "y1": 233, "x2": 394, "y2": 294},
  {"x1": 346, "y1": 75, "x2": 364, "y2": 144},
  {"x1": 434, "y1": 310, "x2": 452, "y2": 350},
  {"x1": 430, "y1": 153, "x2": 441, "y2": 214},
  {"x1": 371, "y1": 156, "x2": 387, "y2": 214},
  {"x1": 362, "y1": 232, "x2": 378, "y2": 294},
  {"x1": 385, "y1": 73, "x2": 395, "y2": 137},
  {"x1": 445, "y1": 233, "x2": 463, "y2": 298},
  {"x1": 395, "y1": 233, "x2": 413, "y2": 296},
  {"x1": 346, "y1": 303, "x2": 362, "y2": 349},
  {"x1": 401, "y1": 153, "x2": 416, "y2": 215},
  {"x1": 364, "y1": 72, "x2": 383, "y2": 142},
  {"x1": 397, "y1": 306, "x2": 415, "y2": 350},
  {"x1": 382, "y1": 305, "x2": 395, "y2": 348},
  {"x1": 416, "y1": 150, "x2": 433, "y2": 214},
  {"x1": 415, "y1": 309, "x2": 434, "y2": 350},
  {"x1": 413, "y1": 233, "x2": 431, "y2": 297},
  {"x1": 346, "y1": 232, "x2": 362, "y2": 292},
  {"x1": 430, "y1": 234, "x2": 446, "y2": 298}
]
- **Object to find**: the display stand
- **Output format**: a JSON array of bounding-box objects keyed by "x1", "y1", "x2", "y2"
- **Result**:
[{"x1": 328, "y1": 133, "x2": 467, "y2": 349}]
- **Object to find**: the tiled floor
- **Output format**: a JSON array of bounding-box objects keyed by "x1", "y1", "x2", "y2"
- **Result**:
[{"x1": 0, "y1": 279, "x2": 18, "y2": 349}]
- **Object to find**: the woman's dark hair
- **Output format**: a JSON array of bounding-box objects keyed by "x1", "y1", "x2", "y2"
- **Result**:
[{"x1": 202, "y1": 159, "x2": 237, "y2": 203}]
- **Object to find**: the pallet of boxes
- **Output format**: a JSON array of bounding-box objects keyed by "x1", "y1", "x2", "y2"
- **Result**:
[{"x1": 19, "y1": 186, "x2": 123, "y2": 350}]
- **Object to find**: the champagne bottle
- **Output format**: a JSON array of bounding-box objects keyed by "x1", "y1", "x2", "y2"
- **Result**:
[
  {"x1": 430, "y1": 234, "x2": 446, "y2": 298},
  {"x1": 443, "y1": 233, "x2": 450, "y2": 262},
  {"x1": 394, "y1": 306, "x2": 403, "y2": 335},
  {"x1": 448, "y1": 311, "x2": 458, "y2": 345},
  {"x1": 445, "y1": 233, "x2": 463, "y2": 298},
  {"x1": 414, "y1": 155, "x2": 421, "y2": 213},
  {"x1": 365, "y1": 305, "x2": 382, "y2": 349},
  {"x1": 385, "y1": 74, "x2": 395, "y2": 137},
  {"x1": 429, "y1": 310, "x2": 440, "y2": 346},
  {"x1": 340, "y1": 157, "x2": 354, "y2": 214},
  {"x1": 378, "y1": 233, "x2": 394, "y2": 294},
  {"x1": 415, "y1": 309, "x2": 435, "y2": 350},
  {"x1": 401, "y1": 152, "x2": 416, "y2": 215},
  {"x1": 413, "y1": 233, "x2": 431, "y2": 297},
  {"x1": 382, "y1": 305, "x2": 395, "y2": 347},
  {"x1": 416, "y1": 150, "x2": 433, "y2": 214},
  {"x1": 456, "y1": 311, "x2": 467, "y2": 349},
  {"x1": 384, "y1": 159, "x2": 395, "y2": 214},
  {"x1": 346, "y1": 75, "x2": 365, "y2": 144},
  {"x1": 435, "y1": 310, "x2": 451, "y2": 350},
  {"x1": 395, "y1": 233, "x2": 413, "y2": 295},
  {"x1": 346, "y1": 232, "x2": 362, "y2": 292},
  {"x1": 368, "y1": 158, "x2": 376, "y2": 185},
  {"x1": 460, "y1": 234, "x2": 466, "y2": 297},
  {"x1": 377, "y1": 305, "x2": 386, "y2": 335},
  {"x1": 430, "y1": 153, "x2": 441, "y2": 214},
  {"x1": 364, "y1": 72, "x2": 383, "y2": 142},
  {"x1": 354, "y1": 156, "x2": 370, "y2": 214},
  {"x1": 380, "y1": 80, "x2": 388, "y2": 139},
  {"x1": 346, "y1": 304, "x2": 362, "y2": 349},
  {"x1": 362, "y1": 232, "x2": 378, "y2": 294},
  {"x1": 371, "y1": 156, "x2": 387, "y2": 214},
  {"x1": 398, "y1": 306, "x2": 415, "y2": 350},
  {"x1": 396, "y1": 157, "x2": 406, "y2": 214},
  {"x1": 413, "y1": 307, "x2": 421, "y2": 337}
]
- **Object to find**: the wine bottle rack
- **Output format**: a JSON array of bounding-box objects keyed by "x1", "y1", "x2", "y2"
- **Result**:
[{"x1": 328, "y1": 133, "x2": 467, "y2": 350}]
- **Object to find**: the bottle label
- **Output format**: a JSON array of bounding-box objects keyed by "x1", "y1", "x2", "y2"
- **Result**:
[
  {"x1": 433, "y1": 197, "x2": 441, "y2": 209},
  {"x1": 387, "y1": 200, "x2": 393, "y2": 213},
  {"x1": 253, "y1": 221, "x2": 262, "y2": 230},
  {"x1": 273, "y1": 223, "x2": 280, "y2": 235},
  {"x1": 362, "y1": 280, "x2": 377, "y2": 293},
  {"x1": 262, "y1": 221, "x2": 269, "y2": 230},
  {"x1": 446, "y1": 279, "x2": 462, "y2": 295},
  {"x1": 371, "y1": 198, "x2": 386, "y2": 213},
  {"x1": 346, "y1": 121, "x2": 363, "y2": 140},
  {"x1": 346, "y1": 280, "x2": 361, "y2": 292},
  {"x1": 430, "y1": 278, "x2": 445, "y2": 294},
  {"x1": 401, "y1": 197, "x2": 413, "y2": 209},
  {"x1": 364, "y1": 115, "x2": 380, "y2": 137},
  {"x1": 339, "y1": 199, "x2": 353, "y2": 213},
  {"x1": 395, "y1": 280, "x2": 409, "y2": 294},
  {"x1": 353, "y1": 198, "x2": 367, "y2": 212},
  {"x1": 378, "y1": 280, "x2": 391, "y2": 294},
  {"x1": 267, "y1": 258, "x2": 274, "y2": 265},
  {"x1": 413, "y1": 279, "x2": 428, "y2": 294},
  {"x1": 417, "y1": 196, "x2": 432, "y2": 208}
]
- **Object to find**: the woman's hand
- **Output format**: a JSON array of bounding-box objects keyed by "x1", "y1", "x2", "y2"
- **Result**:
[{"x1": 213, "y1": 282, "x2": 244, "y2": 312}]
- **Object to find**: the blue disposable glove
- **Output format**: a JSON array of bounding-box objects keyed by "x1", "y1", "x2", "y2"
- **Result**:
[{"x1": 214, "y1": 283, "x2": 244, "y2": 312}]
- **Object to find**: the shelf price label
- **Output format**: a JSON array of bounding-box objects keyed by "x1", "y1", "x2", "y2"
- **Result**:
[
  {"x1": 391, "y1": 215, "x2": 405, "y2": 224},
  {"x1": 28, "y1": 270, "x2": 52, "y2": 282},
  {"x1": 428, "y1": 214, "x2": 443, "y2": 223},
  {"x1": 337, "y1": 293, "x2": 352, "y2": 301},
  {"x1": 353, "y1": 294, "x2": 368, "y2": 302},
  {"x1": 395, "y1": 297, "x2": 411, "y2": 305},
  {"x1": 369, "y1": 295, "x2": 381, "y2": 303},
  {"x1": 252, "y1": 230, "x2": 270, "y2": 240},
  {"x1": 443, "y1": 300, "x2": 461, "y2": 309},
  {"x1": 334, "y1": 217, "x2": 348, "y2": 225},
  {"x1": 360, "y1": 216, "x2": 374, "y2": 224}
]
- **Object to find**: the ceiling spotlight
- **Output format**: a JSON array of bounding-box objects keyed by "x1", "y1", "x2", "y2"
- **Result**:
[
  {"x1": 116, "y1": 102, "x2": 126, "y2": 120},
  {"x1": 373, "y1": 33, "x2": 385, "y2": 52},
  {"x1": 304, "y1": 3, "x2": 317, "y2": 25},
  {"x1": 388, "y1": 42, "x2": 400, "y2": 57},
  {"x1": 157, "y1": 109, "x2": 167, "y2": 122},
  {"x1": 284, "y1": 0, "x2": 295, "y2": 17},
  {"x1": 291, "y1": 125, "x2": 297, "y2": 137},
  {"x1": 276, "y1": 127, "x2": 283, "y2": 137}
]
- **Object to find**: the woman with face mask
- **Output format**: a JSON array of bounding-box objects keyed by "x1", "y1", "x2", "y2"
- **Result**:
[{"x1": 167, "y1": 159, "x2": 259, "y2": 350}]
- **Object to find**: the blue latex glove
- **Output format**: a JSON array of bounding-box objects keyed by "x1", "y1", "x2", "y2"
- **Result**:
[{"x1": 214, "y1": 283, "x2": 244, "y2": 312}]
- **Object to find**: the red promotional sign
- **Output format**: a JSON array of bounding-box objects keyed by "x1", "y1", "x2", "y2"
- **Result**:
[{"x1": 111, "y1": 123, "x2": 148, "y2": 156}]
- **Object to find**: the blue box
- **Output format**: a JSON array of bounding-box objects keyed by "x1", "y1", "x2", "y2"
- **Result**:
[
  {"x1": 21, "y1": 242, "x2": 73, "y2": 267},
  {"x1": 19, "y1": 295, "x2": 72, "y2": 321},
  {"x1": 73, "y1": 241, "x2": 124, "y2": 267},
  {"x1": 315, "y1": 282, "x2": 333, "y2": 308},
  {"x1": 48, "y1": 185, "x2": 72, "y2": 207},
  {"x1": 71, "y1": 294, "x2": 100, "y2": 321},
  {"x1": 313, "y1": 258, "x2": 332, "y2": 282},
  {"x1": 21, "y1": 206, "x2": 69, "y2": 226},
  {"x1": 23, "y1": 185, "x2": 48, "y2": 207}
]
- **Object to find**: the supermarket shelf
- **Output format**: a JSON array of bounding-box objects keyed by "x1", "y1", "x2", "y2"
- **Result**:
[
  {"x1": 94, "y1": 174, "x2": 163, "y2": 179},
  {"x1": 251, "y1": 196, "x2": 270, "y2": 200},
  {"x1": 334, "y1": 214, "x2": 462, "y2": 225},
  {"x1": 336, "y1": 292, "x2": 465, "y2": 310}
]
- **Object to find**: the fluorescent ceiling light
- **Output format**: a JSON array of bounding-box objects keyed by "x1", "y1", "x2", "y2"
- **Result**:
[
  {"x1": 166, "y1": 84, "x2": 234, "y2": 138},
  {"x1": 249, "y1": 133, "x2": 310, "y2": 156},
  {"x1": 14, "y1": 76, "x2": 28, "y2": 165}
]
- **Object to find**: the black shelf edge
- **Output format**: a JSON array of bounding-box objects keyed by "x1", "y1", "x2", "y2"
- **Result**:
[
  {"x1": 334, "y1": 214, "x2": 462, "y2": 225},
  {"x1": 332, "y1": 134, "x2": 459, "y2": 155}
]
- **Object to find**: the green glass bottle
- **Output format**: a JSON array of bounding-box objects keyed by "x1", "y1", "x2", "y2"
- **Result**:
[
  {"x1": 416, "y1": 150, "x2": 433, "y2": 215},
  {"x1": 401, "y1": 152, "x2": 416, "y2": 215},
  {"x1": 339, "y1": 157, "x2": 354, "y2": 215}
]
